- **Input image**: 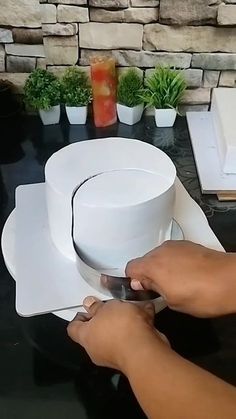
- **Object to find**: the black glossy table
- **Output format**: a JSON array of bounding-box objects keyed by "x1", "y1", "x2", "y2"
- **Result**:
[{"x1": 1, "y1": 114, "x2": 236, "y2": 419}]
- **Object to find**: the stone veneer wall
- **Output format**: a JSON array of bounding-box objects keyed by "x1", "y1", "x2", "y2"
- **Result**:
[
  {"x1": 0, "y1": 0, "x2": 45, "y2": 93},
  {"x1": 0, "y1": 0, "x2": 236, "y2": 112}
]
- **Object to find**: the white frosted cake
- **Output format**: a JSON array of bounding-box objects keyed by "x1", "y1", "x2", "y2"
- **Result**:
[
  {"x1": 45, "y1": 138, "x2": 176, "y2": 273},
  {"x1": 73, "y1": 168, "x2": 174, "y2": 273},
  {"x1": 211, "y1": 88, "x2": 236, "y2": 174}
]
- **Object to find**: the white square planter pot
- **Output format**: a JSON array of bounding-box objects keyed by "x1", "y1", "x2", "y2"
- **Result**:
[
  {"x1": 117, "y1": 103, "x2": 144, "y2": 126},
  {"x1": 66, "y1": 106, "x2": 88, "y2": 125},
  {"x1": 155, "y1": 108, "x2": 177, "y2": 128},
  {"x1": 39, "y1": 105, "x2": 60, "y2": 126}
]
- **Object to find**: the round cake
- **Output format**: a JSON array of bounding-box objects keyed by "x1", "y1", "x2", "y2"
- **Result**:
[{"x1": 45, "y1": 138, "x2": 176, "y2": 266}]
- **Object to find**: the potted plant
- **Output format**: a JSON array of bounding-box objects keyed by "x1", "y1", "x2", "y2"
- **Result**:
[
  {"x1": 143, "y1": 67, "x2": 186, "y2": 128},
  {"x1": 61, "y1": 67, "x2": 92, "y2": 125},
  {"x1": 24, "y1": 69, "x2": 61, "y2": 125},
  {"x1": 117, "y1": 68, "x2": 144, "y2": 125}
]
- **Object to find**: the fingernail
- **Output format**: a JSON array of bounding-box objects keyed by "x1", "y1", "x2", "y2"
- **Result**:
[
  {"x1": 83, "y1": 296, "x2": 97, "y2": 308},
  {"x1": 131, "y1": 279, "x2": 144, "y2": 291}
]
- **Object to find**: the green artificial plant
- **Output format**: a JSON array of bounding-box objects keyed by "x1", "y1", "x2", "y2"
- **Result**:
[
  {"x1": 61, "y1": 67, "x2": 92, "y2": 107},
  {"x1": 117, "y1": 69, "x2": 144, "y2": 108},
  {"x1": 142, "y1": 67, "x2": 187, "y2": 110},
  {"x1": 24, "y1": 69, "x2": 61, "y2": 111}
]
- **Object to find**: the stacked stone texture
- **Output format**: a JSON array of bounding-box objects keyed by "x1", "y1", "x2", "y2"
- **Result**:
[{"x1": 0, "y1": 0, "x2": 236, "y2": 109}]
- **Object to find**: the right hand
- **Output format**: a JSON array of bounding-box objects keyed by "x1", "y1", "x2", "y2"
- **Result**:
[{"x1": 126, "y1": 241, "x2": 236, "y2": 318}]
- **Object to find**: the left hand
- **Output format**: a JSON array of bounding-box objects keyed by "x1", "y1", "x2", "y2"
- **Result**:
[{"x1": 67, "y1": 297, "x2": 169, "y2": 372}]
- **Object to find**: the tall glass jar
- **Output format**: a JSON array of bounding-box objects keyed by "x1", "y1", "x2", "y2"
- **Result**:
[{"x1": 90, "y1": 56, "x2": 117, "y2": 128}]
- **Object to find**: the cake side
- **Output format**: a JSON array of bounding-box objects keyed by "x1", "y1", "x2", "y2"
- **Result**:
[{"x1": 72, "y1": 170, "x2": 175, "y2": 272}]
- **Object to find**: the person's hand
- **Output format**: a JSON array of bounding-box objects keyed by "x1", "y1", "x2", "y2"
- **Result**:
[
  {"x1": 67, "y1": 297, "x2": 169, "y2": 372},
  {"x1": 126, "y1": 240, "x2": 236, "y2": 318}
]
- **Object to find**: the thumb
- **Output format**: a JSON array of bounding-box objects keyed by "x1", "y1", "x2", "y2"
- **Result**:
[
  {"x1": 126, "y1": 257, "x2": 157, "y2": 287},
  {"x1": 126, "y1": 257, "x2": 163, "y2": 295},
  {"x1": 130, "y1": 278, "x2": 162, "y2": 296},
  {"x1": 83, "y1": 296, "x2": 104, "y2": 316},
  {"x1": 125, "y1": 257, "x2": 146, "y2": 280}
]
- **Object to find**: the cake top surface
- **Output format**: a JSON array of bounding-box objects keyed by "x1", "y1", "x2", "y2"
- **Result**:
[
  {"x1": 74, "y1": 169, "x2": 170, "y2": 208},
  {"x1": 45, "y1": 138, "x2": 176, "y2": 196}
]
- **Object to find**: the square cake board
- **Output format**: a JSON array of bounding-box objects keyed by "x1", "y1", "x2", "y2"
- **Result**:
[
  {"x1": 15, "y1": 180, "x2": 224, "y2": 317},
  {"x1": 186, "y1": 111, "x2": 236, "y2": 196}
]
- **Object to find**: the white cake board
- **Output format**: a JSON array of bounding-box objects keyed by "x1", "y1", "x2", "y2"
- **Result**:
[
  {"x1": 186, "y1": 112, "x2": 236, "y2": 194},
  {"x1": 2, "y1": 179, "x2": 224, "y2": 321}
]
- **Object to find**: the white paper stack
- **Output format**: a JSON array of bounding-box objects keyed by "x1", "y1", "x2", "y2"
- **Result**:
[
  {"x1": 187, "y1": 88, "x2": 236, "y2": 194},
  {"x1": 211, "y1": 88, "x2": 236, "y2": 175}
]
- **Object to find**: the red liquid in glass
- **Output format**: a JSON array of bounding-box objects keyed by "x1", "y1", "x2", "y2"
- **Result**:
[{"x1": 90, "y1": 57, "x2": 117, "y2": 128}]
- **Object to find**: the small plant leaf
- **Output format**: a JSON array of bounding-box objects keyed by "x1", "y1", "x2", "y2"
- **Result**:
[
  {"x1": 142, "y1": 67, "x2": 187, "y2": 110},
  {"x1": 117, "y1": 69, "x2": 144, "y2": 108},
  {"x1": 61, "y1": 67, "x2": 92, "y2": 107},
  {"x1": 24, "y1": 69, "x2": 61, "y2": 111}
]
